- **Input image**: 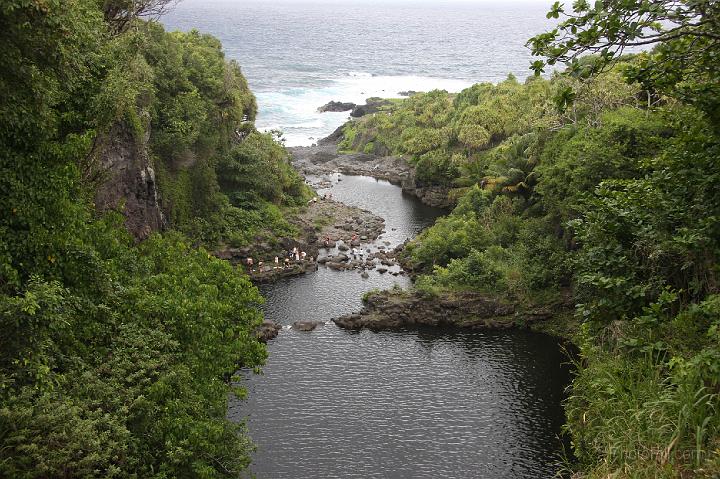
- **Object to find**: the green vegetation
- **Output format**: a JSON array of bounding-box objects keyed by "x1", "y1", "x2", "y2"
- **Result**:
[
  {"x1": 342, "y1": 3, "x2": 720, "y2": 475},
  {"x1": 3, "y1": 0, "x2": 718, "y2": 477},
  {"x1": 0, "y1": 0, "x2": 308, "y2": 476},
  {"x1": 138, "y1": 22, "x2": 311, "y2": 248}
]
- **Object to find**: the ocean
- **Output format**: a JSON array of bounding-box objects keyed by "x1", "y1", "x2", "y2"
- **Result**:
[{"x1": 161, "y1": 0, "x2": 556, "y2": 146}]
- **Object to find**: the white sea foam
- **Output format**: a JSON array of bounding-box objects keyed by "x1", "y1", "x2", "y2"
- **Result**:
[{"x1": 255, "y1": 73, "x2": 474, "y2": 147}]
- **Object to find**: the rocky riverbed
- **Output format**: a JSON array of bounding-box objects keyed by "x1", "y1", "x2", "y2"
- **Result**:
[
  {"x1": 289, "y1": 135, "x2": 453, "y2": 208},
  {"x1": 316, "y1": 241, "x2": 407, "y2": 276},
  {"x1": 214, "y1": 198, "x2": 385, "y2": 282}
]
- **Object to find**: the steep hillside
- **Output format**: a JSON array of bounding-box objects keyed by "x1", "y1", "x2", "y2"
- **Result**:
[{"x1": 0, "y1": 1, "x2": 303, "y2": 476}]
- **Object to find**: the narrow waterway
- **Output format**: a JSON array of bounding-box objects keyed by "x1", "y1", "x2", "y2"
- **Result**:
[{"x1": 231, "y1": 175, "x2": 572, "y2": 478}]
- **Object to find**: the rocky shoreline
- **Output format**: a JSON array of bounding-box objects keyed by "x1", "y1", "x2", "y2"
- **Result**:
[
  {"x1": 214, "y1": 198, "x2": 385, "y2": 282},
  {"x1": 332, "y1": 289, "x2": 566, "y2": 332}
]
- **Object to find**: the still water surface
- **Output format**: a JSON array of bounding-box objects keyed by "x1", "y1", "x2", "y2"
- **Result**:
[{"x1": 231, "y1": 175, "x2": 571, "y2": 478}]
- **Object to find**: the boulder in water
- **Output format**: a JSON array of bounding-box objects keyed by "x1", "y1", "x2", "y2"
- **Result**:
[
  {"x1": 318, "y1": 101, "x2": 356, "y2": 112},
  {"x1": 292, "y1": 320, "x2": 324, "y2": 331},
  {"x1": 254, "y1": 320, "x2": 282, "y2": 342}
]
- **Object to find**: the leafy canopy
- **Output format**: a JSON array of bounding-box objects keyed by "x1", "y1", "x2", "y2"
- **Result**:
[{"x1": 528, "y1": 0, "x2": 720, "y2": 122}]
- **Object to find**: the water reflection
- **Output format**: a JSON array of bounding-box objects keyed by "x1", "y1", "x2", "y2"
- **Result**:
[{"x1": 232, "y1": 175, "x2": 571, "y2": 478}]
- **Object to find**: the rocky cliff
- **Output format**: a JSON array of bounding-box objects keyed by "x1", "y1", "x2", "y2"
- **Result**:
[{"x1": 94, "y1": 120, "x2": 164, "y2": 240}]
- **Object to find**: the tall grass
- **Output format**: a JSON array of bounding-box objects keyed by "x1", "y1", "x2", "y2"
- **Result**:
[{"x1": 565, "y1": 329, "x2": 719, "y2": 478}]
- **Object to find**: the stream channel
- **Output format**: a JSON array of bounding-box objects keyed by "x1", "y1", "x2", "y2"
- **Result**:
[{"x1": 230, "y1": 174, "x2": 572, "y2": 479}]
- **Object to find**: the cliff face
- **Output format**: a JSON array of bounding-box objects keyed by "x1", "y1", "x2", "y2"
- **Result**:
[
  {"x1": 94, "y1": 120, "x2": 164, "y2": 240},
  {"x1": 400, "y1": 171, "x2": 453, "y2": 208}
]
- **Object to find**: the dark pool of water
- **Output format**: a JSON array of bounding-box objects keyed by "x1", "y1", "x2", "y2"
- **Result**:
[{"x1": 231, "y1": 175, "x2": 572, "y2": 478}]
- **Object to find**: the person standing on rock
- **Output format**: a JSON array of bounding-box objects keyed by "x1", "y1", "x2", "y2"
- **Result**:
[{"x1": 274, "y1": 256, "x2": 279, "y2": 269}]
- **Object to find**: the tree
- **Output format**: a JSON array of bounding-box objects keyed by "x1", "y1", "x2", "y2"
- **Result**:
[
  {"x1": 101, "y1": 0, "x2": 178, "y2": 33},
  {"x1": 528, "y1": 0, "x2": 720, "y2": 123}
]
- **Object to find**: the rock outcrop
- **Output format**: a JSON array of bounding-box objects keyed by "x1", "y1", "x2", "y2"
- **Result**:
[
  {"x1": 350, "y1": 97, "x2": 394, "y2": 117},
  {"x1": 290, "y1": 140, "x2": 452, "y2": 208},
  {"x1": 401, "y1": 176, "x2": 453, "y2": 208},
  {"x1": 213, "y1": 198, "x2": 385, "y2": 282},
  {"x1": 255, "y1": 320, "x2": 282, "y2": 342},
  {"x1": 318, "y1": 101, "x2": 356, "y2": 113},
  {"x1": 291, "y1": 320, "x2": 325, "y2": 331},
  {"x1": 333, "y1": 290, "x2": 556, "y2": 331},
  {"x1": 94, "y1": 120, "x2": 164, "y2": 240}
]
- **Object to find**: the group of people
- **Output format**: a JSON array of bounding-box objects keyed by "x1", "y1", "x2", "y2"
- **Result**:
[
  {"x1": 307, "y1": 192, "x2": 334, "y2": 206},
  {"x1": 244, "y1": 246, "x2": 313, "y2": 274}
]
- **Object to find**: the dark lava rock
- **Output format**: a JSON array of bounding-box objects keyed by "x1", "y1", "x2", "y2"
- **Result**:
[
  {"x1": 318, "y1": 124, "x2": 346, "y2": 145},
  {"x1": 292, "y1": 320, "x2": 324, "y2": 332},
  {"x1": 318, "y1": 101, "x2": 356, "y2": 113},
  {"x1": 332, "y1": 290, "x2": 566, "y2": 332},
  {"x1": 255, "y1": 320, "x2": 282, "y2": 342},
  {"x1": 350, "y1": 97, "x2": 394, "y2": 118}
]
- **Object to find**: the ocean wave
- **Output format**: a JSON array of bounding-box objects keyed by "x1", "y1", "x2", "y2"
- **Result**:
[
  {"x1": 344, "y1": 71, "x2": 374, "y2": 78},
  {"x1": 255, "y1": 74, "x2": 475, "y2": 146}
]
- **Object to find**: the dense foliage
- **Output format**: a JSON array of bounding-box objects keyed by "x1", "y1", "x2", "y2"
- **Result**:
[
  {"x1": 528, "y1": 0, "x2": 720, "y2": 124},
  {"x1": 136, "y1": 22, "x2": 311, "y2": 247},
  {"x1": 0, "y1": 0, "x2": 304, "y2": 476},
  {"x1": 342, "y1": 31, "x2": 720, "y2": 479}
]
